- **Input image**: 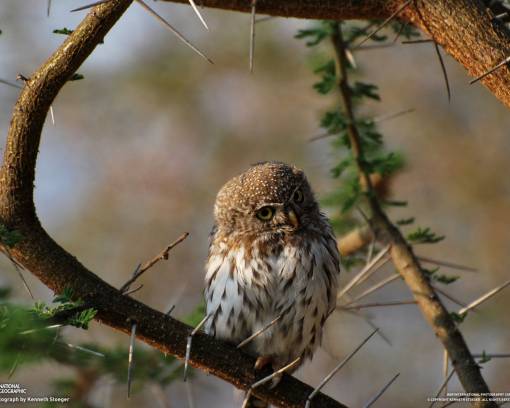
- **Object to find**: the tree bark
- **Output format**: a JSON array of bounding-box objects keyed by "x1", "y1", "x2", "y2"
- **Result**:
[{"x1": 161, "y1": 0, "x2": 510, "y2": 108}]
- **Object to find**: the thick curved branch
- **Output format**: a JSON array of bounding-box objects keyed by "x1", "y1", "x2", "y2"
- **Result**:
[
  {"x1": 162, "y1": 0, "x2": 510, "y2": 108},
  {"x1": 0, "y1": 1, "x2": 345, "y2": 407}
]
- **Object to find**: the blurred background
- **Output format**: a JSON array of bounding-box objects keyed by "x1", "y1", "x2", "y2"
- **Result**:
[{"x1": 0, "y1": 1, "x2": 509, "y2": 407}]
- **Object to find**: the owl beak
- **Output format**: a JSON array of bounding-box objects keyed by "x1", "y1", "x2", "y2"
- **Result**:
[{"x1": 287, "y1": 209, "x2": 300, "y2": 229}]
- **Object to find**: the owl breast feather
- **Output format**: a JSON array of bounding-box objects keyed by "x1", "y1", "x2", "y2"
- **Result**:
[{"x1": 204, "y1": 232, "x2": 340, "y2": 369}]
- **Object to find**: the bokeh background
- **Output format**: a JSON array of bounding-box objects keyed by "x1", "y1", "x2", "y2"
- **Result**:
[{"x1": 0, "y1": 1, "x2": 509, "y2": 407}]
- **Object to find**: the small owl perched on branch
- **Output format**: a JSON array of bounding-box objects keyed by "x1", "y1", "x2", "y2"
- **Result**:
[{"x1": 204, "y1": 161, "x2": 340, "y2": 406}]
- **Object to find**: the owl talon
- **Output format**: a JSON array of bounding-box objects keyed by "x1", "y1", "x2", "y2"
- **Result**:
[{"x1": 254, "y1": 356, "x2": 272, "y2": 370}]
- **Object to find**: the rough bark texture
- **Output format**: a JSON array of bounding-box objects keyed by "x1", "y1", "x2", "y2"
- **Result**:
[{"x1": 162, "y1": 0, "x2": 510, "y2": 108}]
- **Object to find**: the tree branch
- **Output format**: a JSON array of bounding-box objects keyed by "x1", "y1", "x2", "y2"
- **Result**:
[
  {"x1": 0, "y1": 1, "x2": 346, "y2": 407},
  {"x1": 331, "y1": 22, "x2": 495, "y2": 408},
  {"x1": 161, "y1": 0, "x2": 510, "y2": 109}
]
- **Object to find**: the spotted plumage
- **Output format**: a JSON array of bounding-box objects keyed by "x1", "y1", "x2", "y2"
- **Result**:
[{"x1": 204, "y1": 161, "x2": 340, "y2": 406}]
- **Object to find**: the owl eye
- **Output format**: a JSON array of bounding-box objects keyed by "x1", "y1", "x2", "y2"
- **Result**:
[
  {"x1": 292, "y1": 188, "x2": 304, "y2": 204},
  {"x1": 256, "y1": 206, "x2": 275, "y2": 221}
]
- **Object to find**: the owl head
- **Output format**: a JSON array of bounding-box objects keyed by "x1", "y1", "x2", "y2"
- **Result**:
[{"x1": 213, "y1": 161, "x2": 321, "y2": 237}]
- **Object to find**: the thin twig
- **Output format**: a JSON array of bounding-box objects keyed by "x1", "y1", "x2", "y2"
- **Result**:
[
  {"x1": 432, "y1": 285, "x2": 470, "y2": 310},
  {"x1": 249, "y1": 0, "x2": 257, "y2": 73},
  {"x1": 250, "y1": 357, "x2": 301, "y2": 389},
  {"x1": 255, "y1": 16, "x2": 274, "y2": 24},
  {"x1": 473, "y1": 353, "x2": 510, "y2": 359},
  {"x1": 237, "y1": 314, "x2": 282, "y2": 348},
  {"x1": 184, "y1": 313, "x2": 213, "y2": 381},
  {"x1": 362, "y1": 372, "x2": 400, "y2": 408},
  {"x1": 305, "y1": 329, "x2": 379, "y2": 408},
  {"x1": 458, "y1": 279, "x2": 510, "y2": 315},
  {"x1": 123, "y1": 284, "x2": 144, "y2": 296},
  {"x1": 337, "y1": 245, "x2": 391, "y2": 299},
  {"x1": 47, "y1": 0, "x2": 52, "y2": 17},
  {"x1": 433, "y1": 41, "x2": 451, "y2": 102},
  {"x1": 135, "y1": 0, "x2": 213, "y2": 64},
  {"x1": 3, "y1": 246, "x2": 34, "y2": 299},
  {"x1": 127, "y1": 322, "x2": 137, "y2": 398},
  {"x1": 355, "y1": 0, "x2": 413, "y2": 47},
  {"x1": 120, "y1": 232, "x2": 189, "y2": 293},
  {"x1": 470, "y1": 55, "x2": 510, "y2": 84}
]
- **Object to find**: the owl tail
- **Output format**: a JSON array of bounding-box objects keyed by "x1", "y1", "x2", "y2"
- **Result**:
[{"x1": 244, "y1": 393, "x2": 268, "y2": 408}]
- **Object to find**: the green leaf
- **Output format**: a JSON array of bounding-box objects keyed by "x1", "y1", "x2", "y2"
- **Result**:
[
  {"x1": 295, "y1": 21, "x2": 334, "y2": 46},
  {"x1": 449, "y1": 311, "x2": 466, "y2": 324},
  {"x1": 313, "y1": 60, "x2": 337, "y2": 94},
  {"x1": 68, "y1": 308, "x2": 97, "y2": 330},
  {"x1": 396, "y1": 217, "x2": 415, "y2": 226},
  {"x1": 351, "y1": 81, "x2": 380, "y2": 100},
  {"x1": 478, "y1": 350, "x2": 492, "y2": 364},
  {"x1": 69, "y1": 73, "x2": 84, "y2": 81},
  {"x1": 407, "y1": 227, "x2": 445, "y2": 244},
  {"x1": 53, "y1": 28, "x2": 73, "y2": 36}
]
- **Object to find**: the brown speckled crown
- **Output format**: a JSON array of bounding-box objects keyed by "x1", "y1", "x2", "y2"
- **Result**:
[{"x1": 215, "y1": 161, "x2": 305, "y2": 217}]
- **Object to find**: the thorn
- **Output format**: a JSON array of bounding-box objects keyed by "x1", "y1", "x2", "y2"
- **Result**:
[
  {"x1": 442, "y1": 350, "x2": 449, "y2": 397},
  {"x1": 355, "y1": 0, "x2": 413, "y2": 47},
  {"x1": 8, "y1": 354, "x2": 20, "y2": 379},
  {"x1": 64, "y1": 342, "x2": 105, "y2": 357},
  {"x1": 417, "y1": 256, "x2": 477, "y2": 272},
  {"x1": 188, "y1": 0, "x2": 209, "y2": 30},
  {"x1": 362, "y1": 372, "x2": 400, "y2": 408},
  {"x1": 428, "y1": 368, "x2": 455, "y2": 408},
  {"x1": 70, "y1": 0, "x2": 112, "y2": 12},
  {"x1": 255, "y1": 16, "x2": 274, "y2": 24},
  {"x1": 127, "y1": 322, "x2": 137, "y2": 399},
  {"x1": 237, "y1": 314, "x2": 282, "y2": 349},
  {"x1": 470, "y1": 54, "x2": 510, "y2": 84},
  {"x1": 250, "y1": 356, "x2": 301, "y2": 389},
  {"x1": 135, "y1": 0, "x2": 213, "y2": 64},
  {"x1": 0, "y1": 78, "x2": 22, "y2": 89},
  {"x1": 185, "y1": 380, "x2": 195, "y2": 408},
  {"x1": 341, "y1": 300, "x2": 417, "y2": 311},
  {"x1": 183, "y1": 313, "x2": 213, "y2": 381},
  {"x1": 337, "y1": 245, "x2": 391, "y2": 299},
  {"x1": 373, "y1": 108, "x2": 415, "y2": 123},
  {"x1": 166, "y1": 304, "x2": 176, "y2": 316},
  {"x1": 49, "y1": 105, "x2": 56, "y2": 125},
  {"x1": 19, "y1": 324, "x2": 63, "y2": 335},
  {"x1": 345, "y1": 48, "x2": 357, "y2": 69},
  {"x1": 47, "y1": 0, "x2": 52, "y2": 17},
  {"x1": 458, "y1": 279, "x2": 510, "y2": 316},
  {"x1": 241, "y1": 389, "x2": 253, "y2": 408},
  {"x1": 401, "y1": 39, "x2": 433, "y2": 44},
  {"x1": 249, "y1": 0, "x2": 257, "y2": 73},
  {"x1": 305, "y1": 329, "x2": 379, "y2": 408},
  {"x1": 123, "y1": 284, "x2": 144, "y2": 296},
  {"x1": 433, "y1": 41, "x2": 451, "y2": 102},
  {"x1": 342, "y1": 274, "x2": 401, "y2": 306}
]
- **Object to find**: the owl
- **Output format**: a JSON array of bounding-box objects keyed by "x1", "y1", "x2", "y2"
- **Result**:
[{"x1": 204, "y1": 161, "x2": 340, "y2": 407}]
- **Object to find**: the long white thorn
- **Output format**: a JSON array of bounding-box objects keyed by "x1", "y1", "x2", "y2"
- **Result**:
[
  {"x1": 135, "y1": 0, "x2": 213, "y2": 64},
  {"x1": 188, "y1": 0, "x2": 209, "y2": 30},
  {"x1": 250, "y1": 357, "x2": 301, "y2": 389},
  {"x1": 127, "y1": 322, "x2": 137, "y2": 399},
  {"x1": 249, "y1": 0, "x2": 257, "y2": 73},
  {"x1": 428, "y1": 368, "x2": 455, "y2": 408},
  {"x1": 337, "y1": 245, "x2": 391, "y2": 299},
  {"x1": 343, "y1": 274, "x2": 401, "y2": 306},
  {"x1": 362, "y1": 372, "x2": 400, "y2": 408},
  {"x1": 237, "y1": 314, "x2": 282, "y2": 349},
  {"x1": 184, "y1": 313, "x2": 213, "y2": 381},
  {"x1": 458, "y1": 279, "x2": 510, "y2": 315},
  {"x1": 305, "y1": 329, "x2": 379, "y2": 408}
]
